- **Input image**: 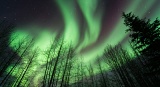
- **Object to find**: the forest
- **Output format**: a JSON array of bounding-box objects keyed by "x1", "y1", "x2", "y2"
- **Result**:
[{"x1": 0, "y1": 13, "x2": 160, "y2": 87}]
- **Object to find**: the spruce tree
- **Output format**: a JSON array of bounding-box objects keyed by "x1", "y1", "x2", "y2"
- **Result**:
[{"x1": 122, "y1": 12, "x2": 160, "y2": 75}]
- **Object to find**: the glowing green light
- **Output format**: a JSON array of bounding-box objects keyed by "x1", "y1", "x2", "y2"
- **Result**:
[
  {"x1": 77, "y1": 0, "x2": 103, "y2": 51},
  {"x1": 56, "y1": 0, "x2": 80, "y2": 47},
  {"x1": 6, "y1": 0, "x2": 160, "y2": 86}
]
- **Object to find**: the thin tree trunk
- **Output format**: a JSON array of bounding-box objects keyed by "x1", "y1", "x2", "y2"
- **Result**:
[{"x1": 48, "y1": 40, "x2": 63, "y2": 87}]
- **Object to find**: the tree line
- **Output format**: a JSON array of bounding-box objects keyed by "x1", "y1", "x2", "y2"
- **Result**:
[{"x1": 0, "y1": 12, "x2": 160, "y2": 87}]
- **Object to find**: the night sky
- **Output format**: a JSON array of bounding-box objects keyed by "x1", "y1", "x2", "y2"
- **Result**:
[
  {"x1": 1, "y1": 0, "x2": 160, "y2": 62},
  {"x1": 1, "y1": 0, "x2": 160, "y2": 86}
]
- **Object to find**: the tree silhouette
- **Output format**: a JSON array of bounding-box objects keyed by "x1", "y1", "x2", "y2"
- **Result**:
[{"x1": 122, "y1": 12, "x2": 160, "y2": 79}]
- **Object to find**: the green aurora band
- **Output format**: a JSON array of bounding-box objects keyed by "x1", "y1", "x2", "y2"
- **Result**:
[{"x1": 7, "y1": 0, "x2": 160, "y2": 85}]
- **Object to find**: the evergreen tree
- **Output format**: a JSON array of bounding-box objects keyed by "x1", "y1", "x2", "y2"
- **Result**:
[{"x1": 122, "y1": 12, "x2": 160, "y2": 76}]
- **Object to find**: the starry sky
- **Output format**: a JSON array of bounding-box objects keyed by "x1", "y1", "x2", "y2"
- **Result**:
[
  {"x1": 1, "y1": 0, "x2": 160, "y2": 85},
  {"x1": 1, "y1": 0, "x2": 160, "y2": 62}
]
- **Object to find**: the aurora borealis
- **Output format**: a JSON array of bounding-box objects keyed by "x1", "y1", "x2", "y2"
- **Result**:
[
  {"x1": 1, "y1": 0, "x2": 160, "y2": 86},
  {"x1": 1, "y1": 0, "x2": 160, "y2": 62}
]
